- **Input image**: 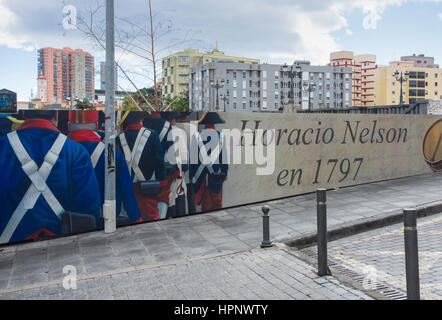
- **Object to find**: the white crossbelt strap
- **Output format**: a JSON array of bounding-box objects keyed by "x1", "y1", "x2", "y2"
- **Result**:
[
  {"x1": 118, "y1": 132, "x2": 132, "y2": 173},
  {"x1": 132, "y1": 129, "x2": 151, "y2": 183},
  {"x1": 0, "y1": 132, "x2": 67, "y2": 244},
  {"x1": 192, "y1": 133, "x2": 224, "y2": 184},
  {"x1": 90, "y1": 142, "x2": 105, "y2": 169},
  {"x1": 118, "y1": 129, "x2": 151, "y2": 183},
  {"x1": 158, "y1": 121, "x2": 170, "y2": 143}
]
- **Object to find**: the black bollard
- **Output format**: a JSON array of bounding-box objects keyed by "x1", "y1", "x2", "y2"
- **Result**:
[
  {"x1": 317, "y1": 189, "x2": 329, "y2": 277},
  {"x1": 404, "y1": 208, "x2": 420, "y2": 300},
  {"x1": 261, "y1": 205, "x2": 273, "y2": 248}
]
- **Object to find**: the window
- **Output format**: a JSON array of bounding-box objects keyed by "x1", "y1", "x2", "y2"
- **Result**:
[
  {"x1": 242, "y1": 80, "x2": 246, "y2": 88},
  {"x1": 233, "y1": 80, "x2": 237, "y2": 88},
  {"x1": 262, "y1": 81, "x2": 267, "y2": 90},
  {"x1": 242, "y1": 90, "x2": 246, "y2": 98},
  {"x1": 263, "y1": 90, "x2": 267, "y2": 98},
  {"x1": 275, "y1": 91, "x2": 279, "y2": 99},
  {"x1": 178, "y1": 56, "x2": 189, "y2": 63},
  {"x1": 242, "y1": 101, "x2": 246, "y2": 109},
  {"x1": 233, "y1": 72, "x2": 237, "y2": 79},
  {"x1": 233, "y1": 101, "x2": 237, "y2": 109},
  {"x1": 275, "y1": 71, "x2": 279, "y2": 79},
  {"x1": 326, "y1": 73, "x2": 331, "y2": 80},
  {"x1": 417, "y1": 89, "x2": 425, "y2": 97},
  {"x1": 242, "y1": 71, "x2": 246, "y2": 79},
  {"x1": 275, "y1": 82, "x2": 279, "y2": 89},
  {"x1": 262, "y1": 100, "x2": 267, "y2": 109},
  {"x1": 233, "y1": 90, "x2": 237, "y2": 98},
  {"x1": 262, "y1": 71, "x2": 267, "y2": 78}
]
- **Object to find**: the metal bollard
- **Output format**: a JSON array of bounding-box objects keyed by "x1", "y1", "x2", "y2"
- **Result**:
[
  {"x1": 403, "y1": 208, "x2": 420, "y2": 300},
  {"x1": 261, "y1": 205, "x2": 273, "y2": 248},
  {"x1": 317, "y1": 189, "x2": 329, "y2": 276}
]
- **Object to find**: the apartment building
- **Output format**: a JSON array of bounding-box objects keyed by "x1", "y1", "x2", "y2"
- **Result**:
[
  {"x1": 330, "y1": 51, "x2": 377, "y2": 107},
  {"x1": 37, "y1": 47, "x2": 94, "y2": 104},
  {"x1": 375, "y1": 60, "x2": 442, "y2": 105},
  {"x1": 162, "y1": 46, "x2": 260, "y2": 99},
  {"x1": 401, "y1": 54, "x2": 439, "y2": 68},
  {"x1": 189, "y1": 60, "x2": 352, "y2": 112}
]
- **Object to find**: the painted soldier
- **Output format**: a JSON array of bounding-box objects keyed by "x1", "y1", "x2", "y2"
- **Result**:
[
  {"x1": 175, "y1": 112, "x2": 197, "y2": 214},
  {"x1": 67, "y1": 110, "x2": 142, "y2": 225},
  {"x1": 190, "y1": 112, "x2": 229, "y2": 212},
  {"x1": 163, "y1": 112, "x2": 188, "y2": 217},
  {"x1": 116, "y1": 110, "x2": 170, "y2": 221},
  {"x1": 0, "y1": 110, "x2": 101, "y2": 244},
  {"x1": 144, "y1": 113, "x2": 180, "y2": 218}
]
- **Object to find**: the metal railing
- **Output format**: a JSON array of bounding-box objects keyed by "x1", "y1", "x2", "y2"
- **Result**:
[{"x1": 297, "y1": 101, "x2": 428, "y2": 115}]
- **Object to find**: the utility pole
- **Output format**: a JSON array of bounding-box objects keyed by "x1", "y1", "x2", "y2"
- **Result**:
[{"x1": 104, "y1": 0, "x2": 116, "y2": 234}]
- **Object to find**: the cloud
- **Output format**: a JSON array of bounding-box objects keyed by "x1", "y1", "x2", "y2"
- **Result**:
[
  {"x1": 438, "y1": 13, "x2": 442, "y2": 20},
  {"x1": 1, "y1": 0, "x2": 441, "y2": 90}
]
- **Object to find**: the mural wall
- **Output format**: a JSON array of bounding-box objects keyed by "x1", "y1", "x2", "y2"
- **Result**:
[{"x1": 0, "y1": 110, "x2": 441, "y2": 245}]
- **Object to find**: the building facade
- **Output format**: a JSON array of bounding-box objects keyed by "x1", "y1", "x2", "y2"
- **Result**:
[
  {"x1": 162, "y1": 46, "x2": 260, "y2": 99},
  {"x1": 37, "y1": 47, "x2": 94, "y2": 104},
  {"x1": 375, "y1": 60, "x2": 442, "y2": 105},
  {"x1": 94, "y1": 89, "x2": 128, "y2": 109},
  {"x1": 189, "y1": 61, "x2": 352, "y2": 112},
  {"x1": 0, "y1": 89, "x2": 17, "y2": 113},
  {"x1": 401, "y1": 54, "x2": 439, "y2": 68},
  {"x1": 330, "y1": 51, "x2": 377, "y2": 107}
]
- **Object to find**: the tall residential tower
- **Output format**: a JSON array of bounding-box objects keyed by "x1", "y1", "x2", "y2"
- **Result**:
[
  {"x1": 37, "y1": 47, "x2": 94, "y2": 104},
  {"x1": 330, "y1": 51, "x2": 377, "y2": 107}
]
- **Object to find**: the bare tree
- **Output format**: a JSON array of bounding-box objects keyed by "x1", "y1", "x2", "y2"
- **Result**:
[{"x1": 73, "y1": 0, "x2": 201, "y2": 111}]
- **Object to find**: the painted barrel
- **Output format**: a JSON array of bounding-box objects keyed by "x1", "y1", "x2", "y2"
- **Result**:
[{"x1": 423, "y1": 119, "x2": 442, "y2": 172}]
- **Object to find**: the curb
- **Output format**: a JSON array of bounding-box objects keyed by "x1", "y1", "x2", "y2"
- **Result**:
[{"x1": 284, "y1": 200, "x2": 442, "y2": 249}]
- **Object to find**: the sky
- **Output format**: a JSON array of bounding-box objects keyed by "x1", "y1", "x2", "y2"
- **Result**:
[{"x1": 0, "y1": 0, "x2": 441, "y2": 101}]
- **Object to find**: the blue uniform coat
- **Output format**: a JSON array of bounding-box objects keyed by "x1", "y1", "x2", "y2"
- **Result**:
[
  {"x1": 0, "y1": 120, "x2": 101, "y2": 243},
  {"x1": 68, "y1": 130, "x2": 141, "y2": 223}
]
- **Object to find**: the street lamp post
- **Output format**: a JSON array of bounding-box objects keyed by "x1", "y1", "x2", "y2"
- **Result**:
[
  {"x1": 220, "y1": 94, "x2": 229, "y2": 111},
  {"x1": 104, "y1": 0, "x2": 116, "y2": 234},
  {"x1": 303, "y1": 81, "x2": 317, "y2": 109},
  {"x1": 210, "y1": 79, "x2": 225, "y2": 111},
  {"x1": 393, "y1": 70, "x2": 409, "y2": 105}
]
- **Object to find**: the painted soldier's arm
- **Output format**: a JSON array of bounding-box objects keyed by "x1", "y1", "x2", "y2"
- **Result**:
[
  {"x1": 148, "y1": 132, "x2": 169, "y2": 219},
  {"x1": 116, "y1": 149, "x2": 142, "y2": 223},
  {"x1": 70, "y1": 143, "x2": 102, "y2": 227}
]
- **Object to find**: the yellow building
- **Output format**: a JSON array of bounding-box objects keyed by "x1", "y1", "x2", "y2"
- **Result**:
[
  {"x1": 375, "y1": 61, "x2": 442, "y2": 105},
  {"x1": 162, "y1": 45, "x2": 260, "y2": 99},
  {"x1": 330, "y1": 51, "x2": 377, "y2": 107}
]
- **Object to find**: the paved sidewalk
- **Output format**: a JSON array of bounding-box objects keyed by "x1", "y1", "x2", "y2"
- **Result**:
[
  {"x1": 0, "y1": 246, "x2": 371, "y2": 300},
  {"x1": 316, "y1": 213, "x2": 442, "y2": 300},
  {"x1": 0, "y1": 172, "x2": 441, "y2": 299}
]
